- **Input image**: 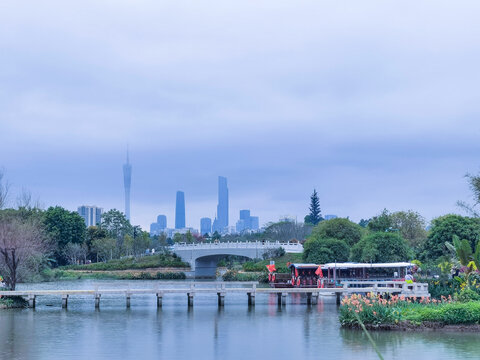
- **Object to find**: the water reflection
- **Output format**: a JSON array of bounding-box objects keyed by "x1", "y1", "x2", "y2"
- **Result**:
[{"x1": 0, "y1": 280, "x2": 478, "y2": 360}]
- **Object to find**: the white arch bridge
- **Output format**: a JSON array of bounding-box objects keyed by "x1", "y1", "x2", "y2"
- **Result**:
[{"x1": 172, "y1": 241, "x2": 304, "y2": 277}]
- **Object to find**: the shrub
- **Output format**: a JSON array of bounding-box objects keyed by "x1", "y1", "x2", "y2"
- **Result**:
[{"x1": 303, "y1": 238, "x2": 349, "y2": 263}]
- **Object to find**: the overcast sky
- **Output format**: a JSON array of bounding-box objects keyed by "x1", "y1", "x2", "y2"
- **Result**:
[{"x1": 1, "y1": 1, "x2": 480, "y2": 230}]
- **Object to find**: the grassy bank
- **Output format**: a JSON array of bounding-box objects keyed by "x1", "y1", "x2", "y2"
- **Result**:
[
  {"x1": 42, "y1": 268, "x2": 186, "y2": 281},
  {"x1": 339, "y1": 293, "x2": 480, "y2": 330},
  {"x1": 61, "y1": 253, "x2": 189, "y2": 271},
  {"x1": 242, "y1": 253, "x2": 303, "y2": 273},
  {"x1": 222, "y1": 270, "x2": 268, "y2": 282}
]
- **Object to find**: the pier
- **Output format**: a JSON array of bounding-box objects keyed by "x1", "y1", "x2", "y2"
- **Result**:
[{"x1": 0, "y1": 281, "x2": 430, "y2": 309}]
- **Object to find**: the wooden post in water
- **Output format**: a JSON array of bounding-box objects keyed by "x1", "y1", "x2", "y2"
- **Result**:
[
  {"x1": 217, "y1": 292, "x2": 225, "y2": 307},
  {"x1": 126, "y1": 293, "x2": 131, "y2": 308},
  {"x1": 28, "y1": 294, "x2": 36, "y2": 309},
  {"x1": 62, "y1": 294, "x2": 69, "y2": 309},
  {"x1": 247, "y1": 292, "x2": 255, "y2": 306},
  {"x1": 312, "y1": 293, "x2": 318, "y2": 305},
  {"x1": 306, "y1": 292, "x2": 312, "y2": 305},
  {"x1": 335, "y1": 292, "x2": 341, "y2": 306},
  {"x1": 187, "y1": 292, "x2": 194, "y2": 307},
  {"x1": 156, "y1": 293, "x2": 163, "y2": 308},
  {"x1": 95, "y1": 293, "x2": 101, "y2": 309},
  {"x1": 281, "y1": 293, "x2": 287, "y2": 306}
]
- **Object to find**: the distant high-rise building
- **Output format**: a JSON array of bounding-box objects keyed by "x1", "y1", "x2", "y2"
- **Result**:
[
  {"x1": 123, "y1": 148, "x2": 132, "y2": 221},
  {"x1": 324, "y1": 215, "x2": 338, "y2": 220},
  {"x1": 236, "y1": 209, "x2": 259, "y2": 233},
  {"x1": 150, "y1": 214, "x2": 168, "y2": 235},
  {"x1": 175, "y1": 191, "x2": 186, "y2": 229},
  {"x1": 213, "y1": 176, "x2": 229, "y2": 232},
  {"x1": 200, "y1": 217, "x2": 212, "y2": 235},
  {"x1": 250, "y1": 216, "x2": 259, "y2": 230},
  {"x1": 78, "y1": 205, "x2": 103, "y2": 227},
  {"x1": 157, "y1": 215, "x2": 167, "y2": 229}
]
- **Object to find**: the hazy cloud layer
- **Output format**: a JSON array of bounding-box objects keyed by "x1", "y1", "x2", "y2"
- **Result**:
[{"x1": 1, "y1": 1, "x2": 480, "y2": 229}]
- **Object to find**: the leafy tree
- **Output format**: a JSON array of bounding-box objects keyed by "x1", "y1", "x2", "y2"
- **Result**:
[
  {"x1": 262, "y1": 221, "x2": 312, "y2": 242},
  {"x1": 100, "y1": 209, "x2": 133, "y2": 249},
  {"x1": 350, "y1": 232, "x2": 412, "y2": 263},
  {"x1": 458, "y1": 172, "x2": 480, "y2": 217},
  {"x1": 212, "y1": 231, "x2": 221, "y2": 240},
  {"x1": 91, "y1": 237, "x2": 116, "y2": 262},
  {"x1": 390, "y1": 210, "x2": 428, "y2": 249},
  {"x1": 63, "y1": 242, "x2": 88, "y2": 265},
  {"x1": 185, "y1": 230, "x2": 193, "y2": 243},
  {"x1": 43, "y1": 206, "x2": 86, "y2": 265},
  {"x1": 420, "y1": 214, "x2": 480, "y2": 262},
  {"x1": 173, "y1": 233, "x2": 183, "y2": 243},
  {"x1": 309, "y1": 218, "x2": 363, "y2": 246},
  {"x1": 306, "y1": 189, "x2": 322, "y2": 225},
  {"x1": 303, "y1": 238, "x2": 349, "y2": 264},
  {"x1": 367, "y1": 209, "x2": 392, "y2": 232}
]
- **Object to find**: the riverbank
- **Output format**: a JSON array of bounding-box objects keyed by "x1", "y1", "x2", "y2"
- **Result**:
[
  {"x1": 340, "y1": 293, "x2": 480, "y2": 331},
  {"x1": 42, "y1": 268, "x2": 187, "y2": 281}
]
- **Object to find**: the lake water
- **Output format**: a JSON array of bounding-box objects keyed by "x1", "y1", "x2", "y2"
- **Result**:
[{"x1": 1, "y1": 280, "x2": 480, "y2": 360}]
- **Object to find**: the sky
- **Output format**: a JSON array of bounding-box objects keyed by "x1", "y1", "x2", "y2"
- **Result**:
[{"x1": 1, "y1": 1, "x2": 480, "y2": 230}]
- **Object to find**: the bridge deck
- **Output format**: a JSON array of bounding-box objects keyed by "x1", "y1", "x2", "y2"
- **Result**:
[{"x1": 0, "y1": 281, "x2": 430, "y2": 308}]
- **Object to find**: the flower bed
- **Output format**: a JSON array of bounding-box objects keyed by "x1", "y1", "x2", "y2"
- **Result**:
[{"x1": 339, "y1": 293, "x2": 480, "y2": 329}]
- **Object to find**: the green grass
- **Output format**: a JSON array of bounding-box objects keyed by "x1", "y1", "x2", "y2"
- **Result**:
[
  {"x1": 242, "y1": 253, "x2": 303, "y2": 273},
  {"x1": 0, "y1": 295, "x2": 28, "y2": 309},
  {"x1": 41, "y1": 268, "x2": 186, "y2": 281},
  {"x1": 61, "y1": 254, "x2": 189, "y2": 271}
]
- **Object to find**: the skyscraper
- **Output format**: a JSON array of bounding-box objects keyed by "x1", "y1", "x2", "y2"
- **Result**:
[
  {"x1": 150, "y1": 214, "x2": 167, "y2": 236},
  {"x1": 214, "y1": 176, "x2": 229, "y2": 232},
  {"x1": 123, "y1": 149, "x2": 132, "y2": 221},
  {"x1": 157, "y1": 215, "x2": 167, "y2": 229},
  {"x1": 78, "y1": 205, "x2": 103, "y2": 227},
  {"x1": 175, "y1": 191, "x2": 185, "y2": 229},
  {"x1": 200, "y1": 217, "x2": 212, "y2": 235}
]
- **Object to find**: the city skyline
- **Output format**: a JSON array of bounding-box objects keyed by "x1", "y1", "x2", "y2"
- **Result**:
[{"x1": 2, "y1": 1, "x2": 480, "y2": 231}]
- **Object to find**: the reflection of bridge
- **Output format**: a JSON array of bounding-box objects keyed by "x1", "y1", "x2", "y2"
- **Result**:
[{"x1": 172, "y1": 241, "x2": 304, "y2": 277}]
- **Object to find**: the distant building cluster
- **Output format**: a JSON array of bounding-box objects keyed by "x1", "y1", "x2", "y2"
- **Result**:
[
  {"x1": 148, "y1": 176, "x2": 261, "y2": 237},
  {"x1": 78, "y1": 205, "x2": 103, "y2": 227},
  {"x1": 324, "y1": 214, "x2": 338, "y2": 220}
]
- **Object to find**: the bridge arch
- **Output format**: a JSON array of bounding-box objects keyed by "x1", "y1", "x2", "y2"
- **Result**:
[{"x1": 172, "y1": 241, "x2": 303, "y2": 278}]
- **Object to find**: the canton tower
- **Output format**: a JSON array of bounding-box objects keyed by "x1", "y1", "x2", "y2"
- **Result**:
[{"x1": 123, "y1": 148, "x2": 132, "y2": 221}]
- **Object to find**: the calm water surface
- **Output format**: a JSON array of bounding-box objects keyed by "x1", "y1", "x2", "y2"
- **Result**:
[{"x1": 1, "y1": 280, "x2": 479, "y2": 360}]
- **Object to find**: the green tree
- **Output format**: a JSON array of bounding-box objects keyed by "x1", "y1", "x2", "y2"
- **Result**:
[
  {"x1": 173, "y1": 233, "x2": 183, "y2": 243},
  {"x1": 263, "y1": 221, "x2": 312, "y2": 242},
  {"x1": 421, "y1": 214, "x2": 480, "y2": 262},
  {"x1": 458, "y1": 172, "x2": 480, "y2": 217},
  {"x1": 390, "y1": 210, "x2": 427, "y2": 249},
  {"x1": 350, "y1": 232, "x2": 412, "y2": 263},
  {"x1": 367, "y1": 209, "x2": 393, "y2": 232},
  {"x1": 305, "y1": 189, "x2": 322, "y2": 225},
  {"x1": 212, "y1": 231, "x2": 221, "y2": 240},
  {"x1": 43, "y1": 206, "x2": 86, "y2": 265},
  {"x1": 91, "y1": 237, "x2": 116, "y2": 262},
  {"x1": 100, "y1": 209, "x2": 133, "y2": 248},
  {"x1": 303, "y1": 238, "x2": 349, "y2": 264},
  {"x1": 185, "y1": 230, "x2": 193, "y2": 243},
  {"x1": 310, "y1": 218, "x2": 363, "y2": 246}
]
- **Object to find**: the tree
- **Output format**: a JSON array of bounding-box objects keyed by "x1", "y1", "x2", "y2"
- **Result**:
[
  {"x1": 306, "y1": 189, "x2": 322, "y2": 225},
  {"x1": 309, "y1": 218, "x2": 363, "y2": 246},
  {"x1": 358, "y1": 219, "x2": 370, "y2": 228},
  {"x1": 303, "y1": 238, "x2": 349, "y2": 264},
  {"x1": 100, "y1": 209, "x2": 133, "y2": 251},
  {"x1": 0, "y1": 169, "x2": 10, "y2": 209},
  {"x1": 91, "y1": 237, "x2": 116, "y2": 262},
  {"x1": 350, "y1": 232, "x2": 412, "y2": 263},
  {"x1": 390, "y1": 210, "x2": 427, "y2": 249},
  {"x1": 43, "y1": 206, "x2": 86, "y2": 266},
  {"x1": 458, "y1": 172, "x2": 480, "y2": 217},
  {"x1": 212, "y1": 231, "x2": 221, "y2": 241},
  {"x1": 367, "y1": 209, "x2": 392, "y2": 232},
  {"x1": 0, "y1": 212, "x2": 48, "y2": 290},
  {"x1": 63, "y1": 242, "x2": 88, "y2": 265},
  {"x1": 420, "y1": 214, "x2": 480, "y2": 262},
  {"x1": 263, "y1": 221, "x2": 312, "y2": 243}
]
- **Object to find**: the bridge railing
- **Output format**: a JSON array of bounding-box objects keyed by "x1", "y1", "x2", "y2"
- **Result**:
[{"x1": 172, "y1": 241, "x2": 303, "y2": 252}]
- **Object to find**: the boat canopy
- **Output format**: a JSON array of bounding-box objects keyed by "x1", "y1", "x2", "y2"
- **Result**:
[
  {"x1": 321, "y1": 262, "x2": 414, "y2": 269},
  {"x1": 288, "y1": 263, "x2": 319, "y2": 270}
]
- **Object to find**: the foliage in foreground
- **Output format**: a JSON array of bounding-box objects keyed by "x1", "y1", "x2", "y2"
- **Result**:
[
  {"x1": 338, "y1": 293, "x2": 480, "y2": 327},
  {"x1": 0, "y1": 295, "x2": 28, "y2": 309}
]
